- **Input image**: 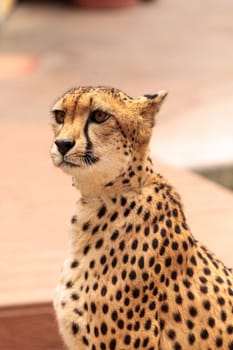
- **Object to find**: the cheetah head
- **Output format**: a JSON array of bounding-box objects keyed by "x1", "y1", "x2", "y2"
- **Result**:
[{"x1": 50, "y1": 86, "x2": 167, "y2": 194}]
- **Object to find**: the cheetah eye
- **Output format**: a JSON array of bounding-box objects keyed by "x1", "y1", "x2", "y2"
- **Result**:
[
  {"x1": 90, "y1": 110, "x2": 110, "y2": 124},
  {"x1": 53, "y1": 110, "x2": 66, "y2": 124}
]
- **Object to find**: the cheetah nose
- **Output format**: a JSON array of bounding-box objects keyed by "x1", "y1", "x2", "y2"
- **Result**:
[{"x1": 55, "y1": 139, "x2": 75, "y2": 156}]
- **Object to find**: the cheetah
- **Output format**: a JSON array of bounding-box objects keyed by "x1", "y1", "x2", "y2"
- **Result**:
[{"x1": 50, "y1": 86, "x2": 233, "y2": 350}]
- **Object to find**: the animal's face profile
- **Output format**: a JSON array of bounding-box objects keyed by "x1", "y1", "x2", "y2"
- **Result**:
[{"x1": 50, "y1": 86, "x2": 167, "y2": 185}]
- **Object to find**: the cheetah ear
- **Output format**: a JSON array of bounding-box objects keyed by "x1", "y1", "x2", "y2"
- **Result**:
[
  {"x1": 140, "y1": 90, "x2": 168, "y2": 114},
  {"x1": 134, "y1": 90, "x2": 167, "y2": 144}
]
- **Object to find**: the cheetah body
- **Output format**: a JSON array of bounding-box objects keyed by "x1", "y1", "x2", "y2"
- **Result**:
[{"x1": 51, "y1": 87, "x2": 233, "y2": 350}]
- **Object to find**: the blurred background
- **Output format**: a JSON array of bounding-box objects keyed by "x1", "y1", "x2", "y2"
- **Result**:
[{"x1": 0, "y1": 0, "x2": 233, "y2": 349}]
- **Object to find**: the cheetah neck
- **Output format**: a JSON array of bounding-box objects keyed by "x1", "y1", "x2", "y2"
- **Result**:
[{"x1": 72, "y1": 152, "x2": 158, "y2": 200}]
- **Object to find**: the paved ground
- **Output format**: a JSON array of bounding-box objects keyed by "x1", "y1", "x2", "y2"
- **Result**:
[{"x1": 0, "y1": 1, "x2": 233, "y2": 306}]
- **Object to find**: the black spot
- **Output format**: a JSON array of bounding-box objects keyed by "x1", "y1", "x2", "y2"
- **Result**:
[
  {"x1": 175, "y1": 295, "x2": 183, "y2": 305},
  {"x1": 200, "y1": 285, "x2": 208, "y2": 294},
  {"x1": 174, "y1": 342, "x2": 182, "y2": 350},
  {"x1": 102, "y1": 265, "x2": 108, "y2": 274},
  {"x1": 124, "y1": 208, "x2": 130, "y2": 217},
  {"x1": 109, "y1": 339, "x2": 116, "y2": 350},
  {"x1": 127, "y1": 309, "x2": 133, "y2": 319},
  {"x1": 161, "y1": 303, "x2": 169, "y2": 313},
  {"x1": 149, "y1": 256, "x2": 155, "y2": 267},
  {"x1": 121, "y1": 197, "x2": 127, "y2": 206},
  {"x1": 221, "y1": 310, "x2": 227, "y2": 322},
  {"x1": 142, "y1": 272, "x2": 149, "y2": 281},
  {"x1": 208, "y1": 317, "x2": 215, "y2": 328},
  {"x1": 217, "y1": 296, "x2": 225, "y2": 305},
  {"x1": 66, "y1": 280, "x2": 73, "y2": 288},
  {"x1": 102, "y1": 223, "x2": 108, "y2": 231},
  {"x1": 200, "y1": 329, "x2": 209, "y2": 340},
  {"x1": 71, "y1": 215, "x2": 77, "y2": 224},
  {"x1": 187, "y1": 320, "x2": 194, "y2": 330},
  {"x1": 165, "y1": 219, "x2": 172, "y2": 228},
  {"x1": 130, "y1": 201, "x2": 136, "y2": 209},
  {"x1": 91, "y1": 302, "x2": 96, "y2": 313},
  {"x1": 98, "y1": 205, "x2": 107, "y2": 218},
  {"x1": 177, "y1": 254, "x2": 183, "y2": 264},
  {"x1": 126, "y1": 223, "x2": 133, "y2": 233},
  {"x1": 160, "y1": 228, "x2": 167, "y2": 237},
  {"x1": 92, "y1": 225, "x2": 99, "y2": 235},
  {"x1": 189, "y1": 306, "x2": 197, "y2": 317},
  {"x1": 111, "y1": 311, "x2": 118, "y2": 321},
  {"x1": 119, "y1": 240, "x2": 125, "y2": 251},
  {"x1": 95, "y1": 238, "x2": 104, "y2": 249},
  {"x1": 132, "y1": 239, "x2": 138, "y2": 250},
  {"x1": 93, "y1": 282, "x2": 98, "y2": 291},
  {"x1": 115, "y1": 290, "x2": 122, "y2": 300},
  {"x1": 83, "y1": 336, "x2": 89, "y2": 346},
  {"x1": 83, "y1": 245, "x2": 90, "y2": 255},
  {"x1": 172, "y1": 241, "x2": 179, "y2": 250},
  {"x1": 199, "y1": 276, "x2": 207, "y2": 284},
  {"x1": 144, "y1": 226, "x2": 150, "y2": 236},
  {"x1": 149, "y1": 301, "x2": 156, "y2": 310},
  {"x1": 101, "y1": 322, "x2": 108, "y2": 335},
  {"x1": 82, "y1": 221, "x2": 90, "y2": 231},
  {"x1": 190, "y1": 255, "x2": 197, "y2": 266},
  {"x1": 102, "y1": 304, "x2": 109, "y2": 314},
  {"x1": 216, "y1": 337, "x2": 223, "y2": 347},
  {"x1": 183, "y1": 279, "x2": 191, "y2": 288},
  {"x1": 70, "y1": 260, "x2": 79, "y2": 268},
  {"x1": 165, "y1": 257, "x2": 172, "y2": 267},
  {"x1": 72, "y1": 322, "x2": 79, "y2": 334},
  {"x1": 202, "y1": 300, "x2": 211, "y2": 310},
  {"x1": 154, "y1": 264, "x2": 161, "y2": 274},
  {"x1": 171, "y1": 271, "x2": 177, "y2": 280},
  {"x1": 144, "y1": 211, "x2": 150, "y2": 221},
  {"x1": 142, "y1": 243, "x2": 149, "y2": 251},
  {"x1": 94, "y1": 326, "x2": 99, "y2": 337},
  {"x1": 110, "y1": 212, "x2": 118, "y2": 222},
  {"x1": 129, "y1": 270, "x2": 136, "y2": 280},
  {"x1": 167, "y1": 329, "x2": 176, "y2": 340},
  {"x1": 132, "y1": 288, "x2": 140, "y2": 298},
  {"x1": 117, "y1": 319, "x2": 124, "y2": 329},
  {"x1": 186, "y1": 267, "x2": 194, "y2": 277},
  {"x1": 152, "y1": 238, "x2": 158, "y2": 249},
  {"x1": 173, "y1": 312, "x2": 182, "y2": 322},
  {"x1": 112, "y1": 275, "x2": 117, "y2": 285},
  {"x1": 111, "y1": 230, "x2": 119, "y2": 241},
  {"x1": 124, "y1": 334, "x2": 131, "y2": 345},
  {"x1": 100, "y1": 255, "x2": 107, "y2": 265},
  {"x1": 142, "y1": 337, "x2": 149, "y2": 347},
  {"x1": 101, "y1": 286, "x2": 107, "y2": 296},
  {"x1": 138, "y1": 256, "x2": 144, "y2": 269},
  {"x1": 100, "y1": 343, "x2": 106, "y2": 350}
]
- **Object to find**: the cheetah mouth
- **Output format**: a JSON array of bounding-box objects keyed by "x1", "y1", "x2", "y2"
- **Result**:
[{"x1": 60, "y1": 160, "x2": 80, "y2": 168}]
